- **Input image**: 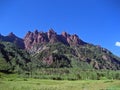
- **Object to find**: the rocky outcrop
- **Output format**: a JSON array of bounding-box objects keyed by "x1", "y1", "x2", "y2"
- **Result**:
[
  {"x1": 24, "y1": 29, "x2": 86, "y2": 50},
  {"x1": 24, "y1": 30, "x2": 48, "y2": 49}
]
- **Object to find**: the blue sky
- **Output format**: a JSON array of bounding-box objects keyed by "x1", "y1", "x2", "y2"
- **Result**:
[{"x1": 0, "y1": 0, "x2": 120, "y2": 56}]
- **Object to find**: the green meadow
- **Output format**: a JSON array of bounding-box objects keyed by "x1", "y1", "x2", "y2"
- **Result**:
[
  {"x1": 0, "y1": 70, "x2": 120, "y2": 90},
  {"x1": 0, "y1": 79, "x2": 120, "y2": 90},
  {"x1": 0, "y1": 74, "x2": 120, "y2": 90}
]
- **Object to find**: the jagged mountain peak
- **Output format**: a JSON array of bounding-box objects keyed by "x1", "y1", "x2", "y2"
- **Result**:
[
  {"x1": 0, "y1": 32, "x2": 25, "y2": 49},
  {"x1": 48, "y1": 28, "x2": 56, "y2": 33},
  {"x1": 61, "y1": 31, "x2": 69, "y2": 38},
  {"x1": 24, "y1": 30, "x2": 86, "y2": 50},
  {"x1": 34, "y1": 30, "x2": 39, "y2": 34},
  {"x1": 8, "y1": 32, "x2": 16, "y2": 37}
]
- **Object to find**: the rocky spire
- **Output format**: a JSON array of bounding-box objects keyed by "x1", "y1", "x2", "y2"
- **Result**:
[{"x1": 24, "y1": 29, "x2": 86, "y2": 50}]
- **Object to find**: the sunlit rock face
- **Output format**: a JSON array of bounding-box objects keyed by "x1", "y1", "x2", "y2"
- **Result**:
[{"x1": 24, "y1": 29, "x2": 86, "y2": 50}]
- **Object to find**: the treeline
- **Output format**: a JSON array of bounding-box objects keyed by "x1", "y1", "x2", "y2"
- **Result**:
[{"x1": 21, "y1": 68, "x2": 120, "y2": 80}]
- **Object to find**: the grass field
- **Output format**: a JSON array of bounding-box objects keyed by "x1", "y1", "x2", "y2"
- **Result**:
[{"x1": 0, "y1": 78, "x2": 120, "y2": 90}]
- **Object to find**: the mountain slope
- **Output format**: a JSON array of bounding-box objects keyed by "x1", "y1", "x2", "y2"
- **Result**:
[
  {"x1": 0, "y1": 29, "x2": 120, "y2": 71},
  {"x1": 0, "y1": 41, "x2": 30, "y2": 73},
  {"x1": 0, "y1": 32, "x2": 25, "y2": 49},
  {"x1": 24, "y1": 30, "x2": 120, "y2": 70}
]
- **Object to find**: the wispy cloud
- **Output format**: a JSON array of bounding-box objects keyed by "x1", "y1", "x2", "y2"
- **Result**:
[{"x1": 115, "y1": 42, "x2": 120, "y2": 47}]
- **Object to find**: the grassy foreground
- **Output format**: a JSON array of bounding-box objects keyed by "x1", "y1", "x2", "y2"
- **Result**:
[{"x1": 0, "y1": 78, "x2": 120, "y2": 90}]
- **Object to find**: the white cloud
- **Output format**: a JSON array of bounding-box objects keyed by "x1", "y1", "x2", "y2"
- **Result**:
[{"x1": 115, "y1": 42, "x2": 120, "y2": 47}]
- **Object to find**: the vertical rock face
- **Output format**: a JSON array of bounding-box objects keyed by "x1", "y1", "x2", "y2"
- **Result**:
[
  {"x1": 24, "y1": 29, "x2": 86, "y2": 50},
  {"x1": 24, "y1": 31, "x2": 33, "y2": 49},
  {"x1": 47, "y1": 29, "x2": 58, "y2": 43},
  {"x1": 24, "y1": 30, "x2": 48, "y2": 49}
]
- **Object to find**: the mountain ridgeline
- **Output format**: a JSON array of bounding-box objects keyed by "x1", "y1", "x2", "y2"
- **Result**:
[{"x1": 0, "y1": 29, "x2": 120, "y2": 73}]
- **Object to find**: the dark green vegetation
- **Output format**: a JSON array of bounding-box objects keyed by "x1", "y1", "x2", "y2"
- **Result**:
[
  {"x1": 0, "y1": 41, "x2": 120, "y2": 80},
  {"x1": 30, "y1": 42, "x2": 120, "y2": 70},
  {"x1": 0, "y1": 42, "x2": 30, "y2": 73}
]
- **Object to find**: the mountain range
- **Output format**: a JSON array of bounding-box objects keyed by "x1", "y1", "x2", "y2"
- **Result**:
[{"x1": 0, "y1": 29, "x2": 120, "y2": 73}]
